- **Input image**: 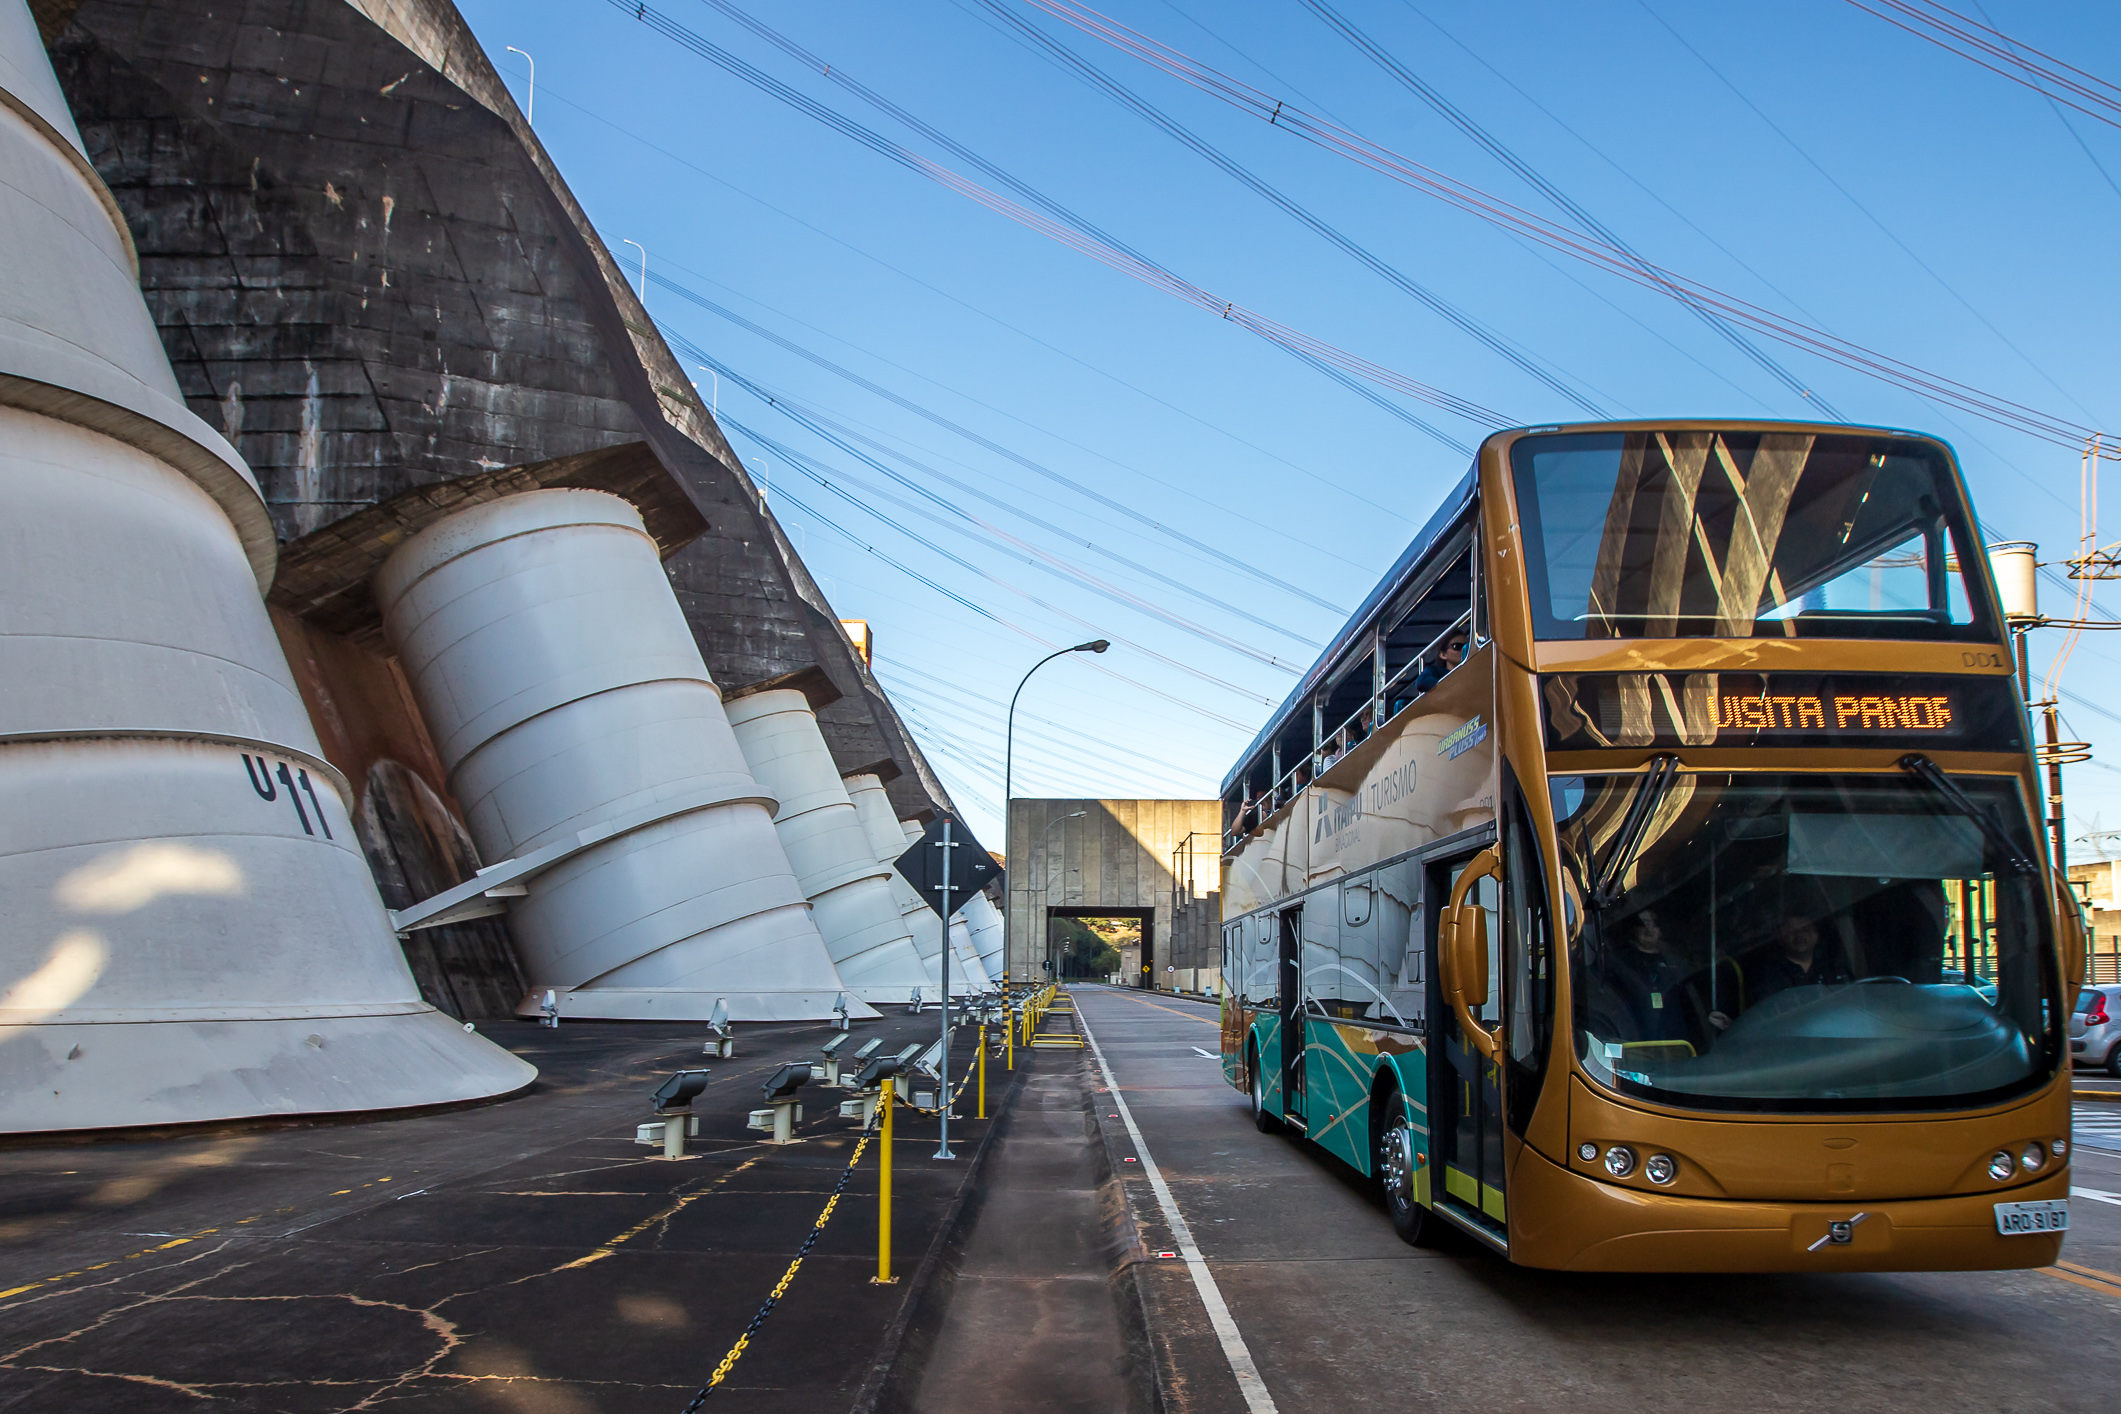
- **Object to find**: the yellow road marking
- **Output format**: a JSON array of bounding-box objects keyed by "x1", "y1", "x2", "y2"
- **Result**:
[
  {"x1": 0, "y1": 1233, "x2": 214, "y2": 1303},
  {"x1": 1109, "y1": 991, "x2": 1219, "y2": 1026},
  {"x1": 558, "y1": 1155, "x2": 764, "y2": 1271},
  {"x1": 2053, "y1": 1263, "x2": 2121, "y2": 1297},
  {"x1": 2045, "y1": 1267, "x2": 2121, "y2": 1297},
  {"x1": 0, "y1": 1170, "x2": 405, "y2": 1307}
]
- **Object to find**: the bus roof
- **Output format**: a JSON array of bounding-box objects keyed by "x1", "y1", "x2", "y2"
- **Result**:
[{"x1": 1220, "y1": 465, "x2": 1476, "y2": 797}]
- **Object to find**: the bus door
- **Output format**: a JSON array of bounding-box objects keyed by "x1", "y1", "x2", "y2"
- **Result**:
[
  {"x1": 1428, "y1": 847, "x2": 1505, "y2": 1241},
  {"x1": 1278, "y1": 905, "x2": 1304, "y2": 1124}
]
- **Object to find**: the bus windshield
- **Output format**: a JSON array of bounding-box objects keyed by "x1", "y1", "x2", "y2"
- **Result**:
[
  {"x1": 1554, "y1": 770, "x2": 2057, "y2": 1113},
  {"x1": 1511, "y1": 429, "x2": 1991, "y2": 640}
]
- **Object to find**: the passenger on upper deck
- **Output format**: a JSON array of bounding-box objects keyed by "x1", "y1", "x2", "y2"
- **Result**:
[{"x1": 1410, "y1": 629, "x2": 1468, "y2": 697}]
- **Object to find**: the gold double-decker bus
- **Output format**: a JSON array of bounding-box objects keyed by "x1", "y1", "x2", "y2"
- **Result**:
[{"x1": 1218, "y1": 420, "x2": 2086, "y2": 1271}]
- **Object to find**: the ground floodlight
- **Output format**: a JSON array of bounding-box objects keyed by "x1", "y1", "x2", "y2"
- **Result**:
[
  {"x1": 821, "y1": 1033, "x2": 850, "y2": 1056},
  {"x1": 857, "y1": 1056, "x2": 907, "y2": 1089},
  {"x1": 652, "y1": 1069, "x2": 711, "y2": 1113},
  {"x1": 894, "y1": 1043, "x2": 923, "y2": 1064},
  {"x1": 708, "y1": 998, "x2": 731, "y2": 1032},
  {"x1": 762, "y1": 1064, "x2": 811, "y2": 1102},
  {"x1": 853, "y1": 1037, "x2": 883, "y2": 1062}
]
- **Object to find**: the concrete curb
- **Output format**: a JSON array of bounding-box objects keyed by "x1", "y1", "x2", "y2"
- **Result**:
[
  {"x1": 849, "y1": 1046, "x2": 1034, "y2": 1414},
  {"x1": 1088, "y1": 1056, "x2": 1170, "y2": 1414},
  {"x1": 1080, "y1": 1006, "x2": 1241, "y2": 1414}
]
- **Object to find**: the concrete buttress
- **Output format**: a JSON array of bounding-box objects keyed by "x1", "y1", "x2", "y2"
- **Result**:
[
  {"x1": 373, "y1": 488, "x2": 870, "y2": 1022},
  {"x1": 0, "y1": 0, "x2": 534, "y2": 1133},
  {"x1": 845, "y1": 772, "x2": 948, "y2": 1000},
  {"x1": 724, "y1": 690, "x2": 932, "y2": 1003}
]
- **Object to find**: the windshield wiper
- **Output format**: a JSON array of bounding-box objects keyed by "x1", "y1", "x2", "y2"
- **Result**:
[
  {"x1": 1590, "y1": 754, "x2": 1681, "y2": 908},
  {"x1": 1897, "y1": 754, "x2": 2036, "y2": 875}
]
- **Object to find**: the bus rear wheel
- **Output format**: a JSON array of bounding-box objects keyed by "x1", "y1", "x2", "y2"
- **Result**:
[
  {"x1": 1375, "y1": 1090, "x2": 1441, "y2": 1247},
  {"x1": 1250, "y1": 1053, "x2": 1281, "y2": 1134}
]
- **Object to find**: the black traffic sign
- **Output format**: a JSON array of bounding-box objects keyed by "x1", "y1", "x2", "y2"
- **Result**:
[{"x1": 893, "y1": 814, "x2": 999, "y2": 919}]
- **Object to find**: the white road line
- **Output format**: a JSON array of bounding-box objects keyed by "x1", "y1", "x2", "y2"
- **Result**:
[
  {"x1": 2072, "y1": 1186, "x2": 2121, "y2": 1206},
  {"x1": 2072, "y1": 1106, "x2": 2121, "y2": 1153},
  {"x1": 1191, "y1": 1047, "x2": 1218, "y2": 1058},
  {"x1": 1079, "y1": 1002, "x2": 1279, "y2": 1414}
]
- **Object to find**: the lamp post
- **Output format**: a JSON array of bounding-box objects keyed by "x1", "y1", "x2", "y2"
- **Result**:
[
  {"x1": 1037, "y1": 810, "x2": 1085, "y2": 980},
  {"x1": 1002, "y1": 641, "x2": 1107, "y2": 989},
  {"x1": 504, "y1": 46, "x2": 534, "y2": 124}
]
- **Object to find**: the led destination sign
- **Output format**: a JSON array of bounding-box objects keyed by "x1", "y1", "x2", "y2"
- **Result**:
[
  {"x1": 1711, "y1": 692, "x2": 1954, "y2": 733},
  {"x1": 1543, "y1": 672, "x2": 2019, "y2": 753}
]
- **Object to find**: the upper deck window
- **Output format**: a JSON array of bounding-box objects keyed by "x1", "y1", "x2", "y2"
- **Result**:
[{"x1": 1510, "y1": 430, "x2": 1993, "y2": 641}]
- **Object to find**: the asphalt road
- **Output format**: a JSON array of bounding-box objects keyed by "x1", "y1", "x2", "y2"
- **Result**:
[
  {"x1": 0, "y1": 1015, "x2": 993, "y2": 1413},
  {"x1": 1076, "y1": 984, "x2": 2121, "y2": 1414}
]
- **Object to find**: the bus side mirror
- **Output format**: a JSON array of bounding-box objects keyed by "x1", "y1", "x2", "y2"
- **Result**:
[
  {"x1": 1442, "y1": 847, "x2": 1502, "y2": 1061},
  {"x1": 1453, "y1": 905, "x2": 1490, "y2": 1009},
  {"x1": 2056, "y1": 870, "x2": 2088, "y2": 993}
]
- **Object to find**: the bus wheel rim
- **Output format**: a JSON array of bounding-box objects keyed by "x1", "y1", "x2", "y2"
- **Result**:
[{"x1": 1382, "y1": 1121, "x2": 1414, "y2": 1205}]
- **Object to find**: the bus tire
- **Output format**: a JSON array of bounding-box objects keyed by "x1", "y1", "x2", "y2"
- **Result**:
[
  {"x1": 1374, "y1": 1085, "x2": 1441, "y2": 1247},
  {"x1": 1250, "y1": 1051, "x2": 1281, "y2": 1134}
]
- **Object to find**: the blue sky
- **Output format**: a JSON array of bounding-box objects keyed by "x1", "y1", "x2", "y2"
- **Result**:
[{"x1": 458, "y1": 0, "x2": 2121, "y2": 855}]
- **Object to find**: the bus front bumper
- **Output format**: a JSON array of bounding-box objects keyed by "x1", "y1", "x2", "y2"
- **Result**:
[{"x1": 1506, "y1": 1146, "x2": 2070, "y2": 1272}]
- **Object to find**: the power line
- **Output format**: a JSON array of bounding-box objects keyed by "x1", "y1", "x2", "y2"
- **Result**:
[
  {"x1": 1931, "y1": 0, "x2": 2121, "y2": 204},
  {"x1": 885, "y1": 676, "x2": 1211, "y2": 795},
  {"x1": 529, "y1": 79, "x2": 1425, "y2": 530},
  {"x1": 737, "y1": 392, "x2": 1317, "y2": 655},
  {"x1": 691, "y1": 0, "x2": 1486, "y2": 454},
  {"x1": 1022, "y1": 0, "x2": 2113, "y2": 448},
  {"x1": 650, "y1": 255, "x2": 1403, "y2": 551},
  {"x1": 969, "y1": 0, "x2": 1610, "y2": 417},
  {"x1": 676, "y1": 334, "x2": 1306, "y2": 685},
  {"x1": 1294, "y1": 0, "x2": 1843, "y2": 420},
  {"x1": 764, "y1": 474, "x2": 1258, "y2": 731},
  {"x1": 1847, "y1": 0, "x2": 2121, "y2": 131},
  {"x1": 652, "y1": 269, "x2": 1331, "y2": 636},
  {"x1": 1632, "y1": 0, "x2": 2110, "y2": 435},
  {"x1": 718, "y1": 407, "x2": 1294, "y2": 689},
  {"x1": 879, "y1": 654, "x2": 1227, "y2": 779},
  {"x1": 601, "y1": 0, "x2": 1514, "y2": 447},
  {"x1": 1395, "y1": 0, "x2": 1839, "y2": 329}
]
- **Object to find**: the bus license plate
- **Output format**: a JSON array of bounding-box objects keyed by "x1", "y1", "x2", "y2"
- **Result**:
[{"x1": 1994, "y1": 1199, "x2": 2069, "y2": 1235}]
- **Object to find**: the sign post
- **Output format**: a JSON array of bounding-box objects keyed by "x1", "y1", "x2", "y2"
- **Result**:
[{"x1": 894, "y1": 814, "x2": 998, "y2": 1163}]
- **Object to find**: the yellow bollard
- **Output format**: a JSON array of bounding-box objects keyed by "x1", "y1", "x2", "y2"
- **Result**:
[
  {"x1": 875, "y1": 1084, "x2": 896, "y2": 1284},
  {"x1": 977, "y1": 1024, "x2": 988, "y2": 1119},
  {"x1": 1006, "y1": 1009, "x2": 1015, "y2": 1070}
]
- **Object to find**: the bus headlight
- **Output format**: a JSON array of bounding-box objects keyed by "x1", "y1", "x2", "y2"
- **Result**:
[
  {"x1": 1644, "y1": 1154, "x2": 1678, "y2": 1185},
  {"x1": 1603, "y1": 1145, "x2": 1636, "y2": 1178},
  {"x1": 1578, "y1": 1142, "x2": 1598, "y2": 1162},
  {"x1": 2021, "y1": 1142, "x2": 2047, "y2": 1172},
  {"x1": 1987, "y1": 1150, "x2": 2016, "y2": 1181},
  {"x1": 2054, "y1": 1138, "x2": 2069, "y2": 1156}
]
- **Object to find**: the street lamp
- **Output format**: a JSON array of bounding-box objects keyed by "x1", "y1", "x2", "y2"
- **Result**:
[
  {"x1": 504, "y1": 46, "x2": 533, "y2": 124},
  {"x1": 1002, "y1": 640, "x2": 1107, "y2": 988},
  {"x1": 1037, "y1": 811, "x2": 1085, "y2": 979}
]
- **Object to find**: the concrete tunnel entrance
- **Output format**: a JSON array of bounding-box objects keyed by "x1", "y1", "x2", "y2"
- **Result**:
[
  {"x1": 1045, "y1": 906, "x2": 1154, "y2": 985},
  {"x1": 1004, "y1": 798, "x2": 1221, "y2": 993}
]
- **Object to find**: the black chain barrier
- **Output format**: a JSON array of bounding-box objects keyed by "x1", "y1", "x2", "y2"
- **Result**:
[{"x1": 678, "y1": 1108, "x2": 880, "y2": 1410}]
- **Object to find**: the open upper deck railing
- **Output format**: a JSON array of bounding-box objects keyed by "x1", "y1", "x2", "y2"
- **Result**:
[{"x1": 1224, "y1": 608, "x2": 1475, "y2": 854}]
